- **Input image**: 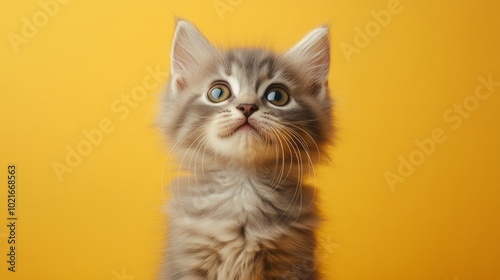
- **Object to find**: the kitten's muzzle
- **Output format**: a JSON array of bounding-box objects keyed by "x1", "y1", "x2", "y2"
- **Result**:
[{"x1": 237, "y1": 103, "x2": 259, "y2": 118}]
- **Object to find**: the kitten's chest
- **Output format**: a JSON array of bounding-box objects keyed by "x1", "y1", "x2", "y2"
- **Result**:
[
  {"x1": 170, "y1": 174, "x2": 275, "y2": 278},
  {"x1": 204, "y1": 172, "x2": 274, "y2": 221},
  {"x1": 172, "y1": 170, "x2": 284, "y2": 235},
  {"x1": 167, "y1": 170, "x2": 317, "y2": 279},
  {"x1": 226, "y1": 177, "x2": 263, "y2": 212}
]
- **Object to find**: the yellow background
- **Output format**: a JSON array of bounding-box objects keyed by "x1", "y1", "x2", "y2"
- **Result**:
[{"x1": 1, "y1": 0, "x2": 499, "y2": 279}]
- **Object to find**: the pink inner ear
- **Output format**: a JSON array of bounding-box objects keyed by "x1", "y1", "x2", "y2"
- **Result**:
[{"x1": 175, "y1": 78, "x2": 186, "y2": 91}]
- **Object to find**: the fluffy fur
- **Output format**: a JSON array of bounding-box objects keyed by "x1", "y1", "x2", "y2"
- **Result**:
[{"x1": 158, "y1": 20, "x2": 333, "y2": 279}]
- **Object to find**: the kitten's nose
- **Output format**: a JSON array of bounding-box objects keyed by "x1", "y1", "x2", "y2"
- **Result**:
[{"x1": 237, "y1": 104, "x2": 259, "y2": 117}]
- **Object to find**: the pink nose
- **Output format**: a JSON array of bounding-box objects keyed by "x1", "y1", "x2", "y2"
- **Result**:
[{"x1": 237, "y1": 104, "x2": 259, "y2": 117}]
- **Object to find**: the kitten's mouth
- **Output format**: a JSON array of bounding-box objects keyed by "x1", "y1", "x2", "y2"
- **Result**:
[
  {"x1": 235, "y1": 121, "x2": 257, "y2": 132},
  {"x1": 218, "y1": 119, "x2": 260, "y2": 139}
]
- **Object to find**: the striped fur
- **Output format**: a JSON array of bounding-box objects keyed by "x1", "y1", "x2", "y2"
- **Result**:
[{"x1": 158, "y1": 20, "x2": 333, "y2": 280}]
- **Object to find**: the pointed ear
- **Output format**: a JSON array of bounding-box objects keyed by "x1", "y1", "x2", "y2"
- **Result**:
[
  {"x1": 285, "y1": 26, "x2": 330, "y2": 81},
  {"x1": 171, "y1": 20, "x2": 216, "y2": 79}
]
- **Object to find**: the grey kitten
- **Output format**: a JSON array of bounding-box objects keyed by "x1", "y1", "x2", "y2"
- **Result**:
[{"x1": 158, "y1": 20, "x2": 333, "y2": 280}]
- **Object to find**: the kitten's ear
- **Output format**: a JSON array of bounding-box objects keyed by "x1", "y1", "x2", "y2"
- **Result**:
[
  {"x1": 171, "y1": 20, "x2": 216, "y2": 88},
  {"x1": 285, "y1": 26, "x2": 330, "y2": 81}
]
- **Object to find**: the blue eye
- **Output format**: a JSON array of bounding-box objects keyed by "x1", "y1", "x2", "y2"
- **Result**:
[
  {"x1": 265, "y1": 87, "x2": 289, "y2": 106},
  {"x1": 211, "y1": 88, "x2": 224, "y2": 99},
  {"x1": 207, "y1": 82, "x2": 231, "y2": 103}
]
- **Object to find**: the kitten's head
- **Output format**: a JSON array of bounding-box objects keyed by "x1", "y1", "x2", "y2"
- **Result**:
[{"x1": 159, "y1": 20, "x2": 333, "y2": 169}]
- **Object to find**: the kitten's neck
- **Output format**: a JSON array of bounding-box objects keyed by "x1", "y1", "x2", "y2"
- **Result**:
[
  {"x1": 169, "y1": 158, "x2": 317, "y2": 226},
  {"x1": 202, "y1": 160, "x2": 306, "y2": 185}
]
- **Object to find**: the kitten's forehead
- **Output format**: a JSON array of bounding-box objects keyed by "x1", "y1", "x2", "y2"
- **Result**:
[
  {"x1": 223, "y1": 49, "x2": 275, "y2": 76},
  {"x1": 220, "y1": 49, "x2": 288, "y2": 95}
]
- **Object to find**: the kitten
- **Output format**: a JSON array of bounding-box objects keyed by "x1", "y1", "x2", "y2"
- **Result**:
[{"x1": 158, "y1": 20, "x2": 333, "y2": 280}]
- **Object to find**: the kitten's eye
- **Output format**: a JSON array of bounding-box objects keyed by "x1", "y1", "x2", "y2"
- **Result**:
[
  {"x1": 207, "y1": 82, "x2": 231, "y2": 103},
  {"x1": 265, "y1": 86, "x2": 289, "y2": 106}
]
